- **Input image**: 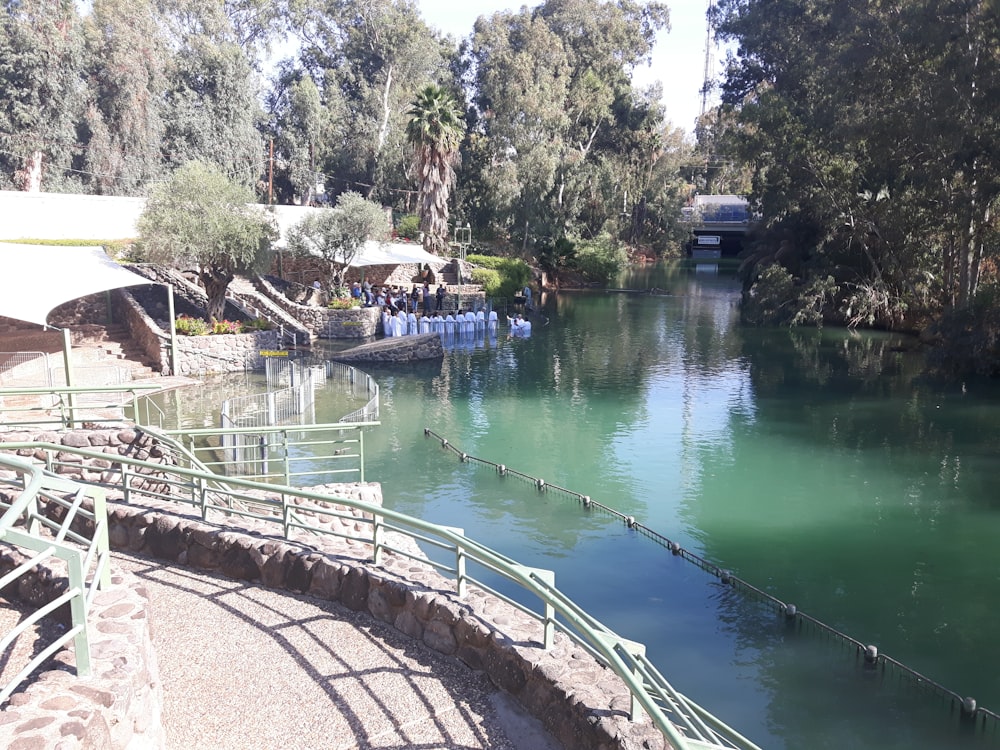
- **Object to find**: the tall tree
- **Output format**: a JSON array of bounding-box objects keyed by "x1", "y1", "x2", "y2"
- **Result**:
[
  {"x1": 80, "y1": 0, "x2": 167, "y2": 195},
  {"x1": 137, "y1": 160, "x2": 277, "y2": 321},
  {"x1": 0, "y1": 0, "x2": 85, "y2": 191},
  {"x1": 716, "y1": 0, "x2": 1000, "y2": 326},
  {"x1": 465, "y1": 0, "x2": 669, "y2": 247},
  {"x1": 285, "y1": 0, "x2": 452, "y2": 205},
  {"x1": 406, "y1": 84, "x2": 464, "y2": 254}
]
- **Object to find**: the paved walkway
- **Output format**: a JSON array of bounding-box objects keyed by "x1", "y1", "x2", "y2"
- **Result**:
[{"x1": 113, "y1": 552, "x2": 562, "y2": 750}]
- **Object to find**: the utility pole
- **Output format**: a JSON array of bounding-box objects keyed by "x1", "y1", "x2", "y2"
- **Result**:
[
  {"x1": 268, "y1": 137, "x2": 274, "y2": 205},
  {"x1": 700, "y1": 0, "x2": 717, "y2": 118}
]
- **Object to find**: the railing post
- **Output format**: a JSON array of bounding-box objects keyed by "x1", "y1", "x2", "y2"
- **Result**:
[
  {"x1": 121, "y1": 462, "x2": 131, "y2": 504},
  {"x1": 358, "y1": 428, "x2": 365, "y2": 483},
  {"x1": 65, "y1": 552, "x2": 91, "y2": 677},
  {"x1": 532, "y1": 569, "x2": 556, "y2": 649},
  {"x1": 372, "y1": 513, "x2": 384, "y2": 565},
  {"x1": 92, "y1": 488, "x2": 111, "y2": 589},
  {"x1": 456, "y1": 544, "x2": 467, "y2": 598},
  {"x1": 282, "y1": 430, "x2": 291, "y2": 486}
]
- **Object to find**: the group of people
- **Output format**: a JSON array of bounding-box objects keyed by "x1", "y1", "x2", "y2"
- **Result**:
[
  {"x1": 382, "y1": 307, "x2": 501, "y2": 338},
  {"x1": 349, "y1": 280, "x2": 449, "y2": 314},
  {"x1": 507, "y1": 314, "x2": 532, "y2": 338}
]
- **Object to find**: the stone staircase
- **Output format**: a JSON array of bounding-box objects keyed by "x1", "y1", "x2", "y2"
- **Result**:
[{"x1": 69, "y1": 324, "x2": 158, "y2": 380}]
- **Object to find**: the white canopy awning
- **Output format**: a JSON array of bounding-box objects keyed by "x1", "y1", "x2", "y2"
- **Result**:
[
  {"x1": 348, "y1": 240, "x2": 446, "y2": 268},
  {"x1": 0, "y1": 245, "x2": 155, "y2": 326}
]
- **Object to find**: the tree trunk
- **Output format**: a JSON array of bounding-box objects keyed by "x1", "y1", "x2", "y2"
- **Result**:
[{"x1": 201, "y1": 268, "x2": 233, "y2": 323}]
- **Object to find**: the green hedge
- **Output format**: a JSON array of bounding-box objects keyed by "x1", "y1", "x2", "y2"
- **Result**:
[{"x1": 466, "y1": 254, "x2": 531, "y2": 298}]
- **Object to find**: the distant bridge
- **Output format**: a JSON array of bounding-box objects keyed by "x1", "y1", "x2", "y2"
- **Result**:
[{"x1": 681, "y1": 195, "x2": 753, "y2": 258}]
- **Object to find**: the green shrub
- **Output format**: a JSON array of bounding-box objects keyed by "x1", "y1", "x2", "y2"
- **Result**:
[
  {"x1": 211, "y1": 319, "x2": 243, "y2": 334},
  {"x1": 466, "y1": 254, "x2": 531, "y2": 298},
  {"x1": 470, "y1": 268, "x2": 502, "y2": 295},
  {"x1": 242, "y1": 317, "x2": 273, "y2": 331},
  {"x1": 572, "y1": 235, "x2": 627, "y2": 284},
  {"x1": 328, "y1": 297, "x2": 359, "y2": 310},
  {"x1": 396, "y1": 214, "x2": 421, "y2": 241},
  {"x1": 175, "y1": 315, "x2": 211, "y2": 335}
]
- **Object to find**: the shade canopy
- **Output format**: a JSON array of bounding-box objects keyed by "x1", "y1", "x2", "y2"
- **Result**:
[
  {"x1": 346, "y1": 240, "x2": 445, "y2": 268},
  {"x1": 0, "y1": 245, "x2": 154, "y2": 326}
]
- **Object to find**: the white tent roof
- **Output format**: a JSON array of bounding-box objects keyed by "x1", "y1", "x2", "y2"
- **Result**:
[
  {"x1": 340, "y1": 240, "x2": 445, "y2": 268},
  {"x1": 0, "y1": 244, "x2": 154, "y2": 326}
]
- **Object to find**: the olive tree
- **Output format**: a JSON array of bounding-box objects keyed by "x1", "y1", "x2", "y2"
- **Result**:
[
  {"x1": 137, "y1": 160, "x2": 277, "y2": 321},
  {"x1": 285, "y1": 191, "x2": 388, "y2": 293}
]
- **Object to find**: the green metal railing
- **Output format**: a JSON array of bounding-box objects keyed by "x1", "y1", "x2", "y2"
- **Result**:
[
  {"x1": 161, "y1": 422, "x2": 374, "y2": 484},
  {"x1": 0, "y1": 454, "x2": 112, "y2": 703},
  {"x1": 0, "y1": 440, "x2": 759, "y2": 749},
  {"x1": 0, "y1": 383, "x2": 164, "y2": 429}
]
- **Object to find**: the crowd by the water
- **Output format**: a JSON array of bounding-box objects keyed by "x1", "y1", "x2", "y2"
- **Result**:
[{"x1": 340, "y1": 279, "x2": 533, "y2": 342}]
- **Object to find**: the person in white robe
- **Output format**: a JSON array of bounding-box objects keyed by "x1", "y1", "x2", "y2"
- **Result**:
[
  {"x1": 407, "y1": 311, "x2": 418, "y2": 334},
  {"x1": 519, "y1": 317, "x2": 532, "y2": 337},
  {"x1": 475, "y1": 309, "x2": 486, "y2": 332},
  {"x1": 507, "y1": 315, "x2": 522, "y2": 337},
  {"x1": 382, "y1": 308, "x2": 393, "y2": 336},
  {"x1": 444, "y1": 312, "x2": 455, "y2": 336},
  {"x1": 488, "y1": 309, "x2": 499, "y2": 335},
  {"x1": 419, "y1": 315, "x2": 432, "y2": 334},
  {"x1": 464, "y1": 309, "x2": 476, "y2": 335},
  {"x1": 393, "y1": 310, "x2": 406, "y2": 337}
]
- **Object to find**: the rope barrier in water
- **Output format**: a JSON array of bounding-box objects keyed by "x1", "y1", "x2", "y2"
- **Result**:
[{"x1": 423, "y1": 427, "x2": 1000, "y2": 735}]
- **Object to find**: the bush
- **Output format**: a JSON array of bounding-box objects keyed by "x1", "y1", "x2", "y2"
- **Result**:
[
  {"x1": 242, "y1": 317, "x2": 273, "y2": 331},
  {"x1": 466, "y1": 254, "x2": 531, "y2": 298},
  {"x1": 396, "y1": 214, "x2": 421, "y2": 241},
  {"x1": 174, "y1": 315, "x2": 211, "y2": 336},
  {"x1": 328, "y1": 297, "x2": 359, "y2": 310},
  {"x1": 572, "y1": 235, "x2": 627, "y2": 284},
  {"x1": 211, "y1": 319, "x2": 243, "y2": 334},
  {"x1": 470, "y1": 268, "x2": 502, "y2": 295}
]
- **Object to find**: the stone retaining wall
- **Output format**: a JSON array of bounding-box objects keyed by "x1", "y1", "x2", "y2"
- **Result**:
[
  {"x1": 330, "y1": 333, "x2": 444, "y2": 364},
  {"x1": 250, "y1": 277, "x2": 382, "y2": 339},
  {"x1": 0, "y1": 428, "x2": 665, "y2": 750},
  {"x1": 112, "y1": 290, "x2": 279, "y2": 375}
]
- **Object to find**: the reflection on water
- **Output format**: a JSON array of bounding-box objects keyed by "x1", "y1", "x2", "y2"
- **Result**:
[{"x1": 159, "y1": 261, "x2": 1000, "y2": 749}]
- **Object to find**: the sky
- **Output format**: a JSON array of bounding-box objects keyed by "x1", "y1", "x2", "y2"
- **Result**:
[{"x1": 415, "y1": 0, "x2": 721, "y2": 132}]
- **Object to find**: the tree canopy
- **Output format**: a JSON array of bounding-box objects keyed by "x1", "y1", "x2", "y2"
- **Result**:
[
  {"x1": 137, "y1": 160, "x2": 277, "y2": 321},
  {"x1": 284, "y1": 191, "x2": 388, "y2": 291}
]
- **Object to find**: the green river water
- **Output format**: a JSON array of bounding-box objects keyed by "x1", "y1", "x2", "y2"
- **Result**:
[{"x1": 176, "y1": 261, "x2": 1000, "y2": 749}]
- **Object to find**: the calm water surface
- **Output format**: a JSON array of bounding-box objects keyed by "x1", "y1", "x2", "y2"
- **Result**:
[{"x1": 193, "y1": 262, "x2": 1000, "y2": 749}]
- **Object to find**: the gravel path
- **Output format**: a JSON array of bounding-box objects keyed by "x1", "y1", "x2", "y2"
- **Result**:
[{"x1": 113, "y1": 552, "x2": 561, "y2": 750}]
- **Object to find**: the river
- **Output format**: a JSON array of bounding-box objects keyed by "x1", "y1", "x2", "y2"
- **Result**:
[{"x1": 191, "y1": 261, "x2": 1000, "y2": 749}]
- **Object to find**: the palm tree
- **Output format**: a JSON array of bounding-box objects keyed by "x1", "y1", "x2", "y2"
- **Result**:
[{"x1": 406, "y1": 84, "x2": 465, "y2": 255}]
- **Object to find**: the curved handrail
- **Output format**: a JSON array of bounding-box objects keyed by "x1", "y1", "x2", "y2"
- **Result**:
[
  {"x1": 0, "y1": 454, "x2": 111, "y2": 703},
  {"x1": 0, "y1": 441, "x2": 758, "y2": 750}
]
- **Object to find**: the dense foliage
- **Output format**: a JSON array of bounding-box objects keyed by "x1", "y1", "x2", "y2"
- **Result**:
[
  {"x1": 284, "y1": 191, "x2": 389, "y2": 292},
  {"x1": 711, "y1": 0, "x2": 1000, "y2": 344},
  {"x1": 0, "y1": 0, "x2": 693, "y2": 258},
  {"x1": 137, "y1": 160, "x2": 277, "y2": 321}
]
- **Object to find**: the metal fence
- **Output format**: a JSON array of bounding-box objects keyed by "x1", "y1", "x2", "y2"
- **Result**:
[
  {"x1": 0, "y1": 384, "x2": 165, "y2": 429},
  {"x1": 0, "y1": 351, "x2": 53, "y2": 388},
  {"x1": 0, "y1": 439, "x2": 759, "y2": 750},
  {"x1": 423, "y1": 428, "x2": 1000, "y2": 739},
  {"x1": 0, "y1": 454, "x2": 111, "y2": 704}
]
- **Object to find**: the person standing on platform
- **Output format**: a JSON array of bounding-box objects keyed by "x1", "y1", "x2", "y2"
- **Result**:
[
  {"x1": 422, "y1": 282, "x2": 432, "y2": 315},
  {"x1": 435, "y1": 283, "x2": 446, "y2": 311}
]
